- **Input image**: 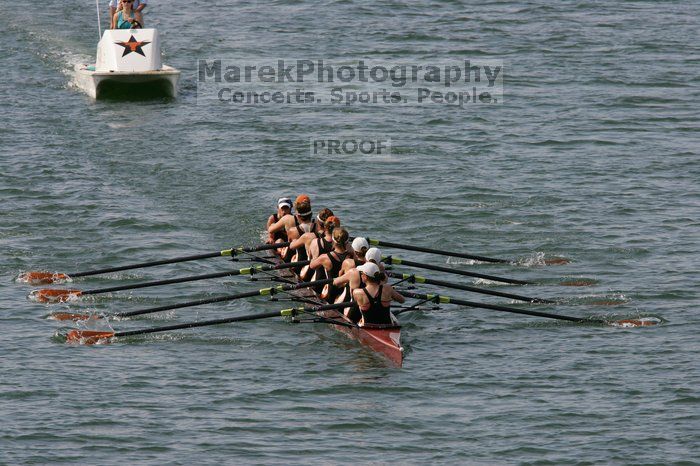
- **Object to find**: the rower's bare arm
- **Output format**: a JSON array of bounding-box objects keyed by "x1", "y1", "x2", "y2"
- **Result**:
[
  {"x1": 340, "y1": 258, "x2": 355, "y2": 275},
  {"x1": 310, "y1": 255, "x2": 328, "y2": 270},
  {"x1": 267, "y1": 217, "x2": 286, "y2": 233},
  {"x1": 352, "y1": 289, "x2": 368, "y2": 309},
  {"x1": 333, "y1": 270, "x2": 351, "y2": 287},
  {"x1": 308, "y1": 239, "x2": 319, "y2": 259},
  {"x1": 286, "y1": 227, "x2": 300, "y2": 240},
  {"x1": 390, "y1": 287, "x2": 406, "y2": 303},
  {"x1": 289, "y1": 234, "x2": 308, "y2": 250}
]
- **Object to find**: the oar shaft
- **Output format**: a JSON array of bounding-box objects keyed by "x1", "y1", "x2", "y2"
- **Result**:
[
  {"x1": 82, "y1": 260, "x2": 310, "y2": 295},
  {"x1": 69, "y1": 242, "x2": 291, "y2": 278},
  {"x1": 70, "y1": 251, "x2": 224, "y2": 277},
  {"x1": 114, "y1": 310, "x2": 286, "y2": 337},
  {"x1": 385, "y1": 257, "x2": 532, "y2": 285},
  {"x1": 399, "y1": 291, "x2": 583, "y2": 322},
  {"x1": 367, "y1": 238, "x2": 509, "y2": 263},
  {"x1": 113, "y1": 301, "x2": 355, "y2": 338},
  {"x1": 114, "y1": 277, "x2": 333, "y2": 318},
  {"x1": 386, "y1": 271, "x2": 553, "y2": 303}
]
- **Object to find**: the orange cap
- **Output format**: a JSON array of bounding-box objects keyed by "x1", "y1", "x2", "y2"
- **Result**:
[
  {"x1": 295, "y1": 194, "x2": 310, "y2": 205},
  {"x1": 325, "y1": 216, "x2": 341, "y2": 228}
]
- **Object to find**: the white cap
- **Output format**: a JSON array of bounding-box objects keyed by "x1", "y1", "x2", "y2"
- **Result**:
[
  {"x1": 352, "y1": 237, "x2": 369, "y2": 252},
  {"x1": 365, "y1": 247, "x2": 382, "y2": 264},
  {"x1": 277, "y1": 197, "x2": 292, "y2": 209},
  {"x1": 357, "y1": 261, "x2": 380, "y2": 277}
]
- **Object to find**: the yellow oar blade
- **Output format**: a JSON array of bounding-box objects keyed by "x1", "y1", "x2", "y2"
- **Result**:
[
  {"x1": 66, "y1": 329, "x2": 115, "y2": 345},
  {"x1": 17, "y1": 271, "x2": 71, "y2": 285},
  {"x1": 30, "y1": 289, "x2": 83, "y2": 303}
]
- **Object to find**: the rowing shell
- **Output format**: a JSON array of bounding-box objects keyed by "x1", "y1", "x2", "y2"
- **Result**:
[{"x1": 271, "y1": 255, "x2": 404, "y2": 367}]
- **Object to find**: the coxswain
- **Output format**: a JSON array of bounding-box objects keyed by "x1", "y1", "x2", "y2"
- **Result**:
[
  {"x1": 268, "y1": 195, "x2": 309, "y2": 242},
  {"x1": 310, "y1": 227, "x2": 355, "y2": 301},
  {"x1": 266, "y1": 197, "x2": 292, "y2": 247},
  {"x1": 352, "y1": 262, "x2": 405, "y2": 325}
]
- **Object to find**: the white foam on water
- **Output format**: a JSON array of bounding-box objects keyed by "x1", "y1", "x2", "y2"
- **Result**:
[
  {"x1": 518, "y1": 251, "x2": 546, "y2": 267},
  {"x1": 445, "y1": 257, "x2": 479, "y2": 266},
  {"x1": 474, "y1": 278, "x2": 516, "y2": 286},
  {"x1": 76, "y1": 313, "x2": 114, "y2": 333}
]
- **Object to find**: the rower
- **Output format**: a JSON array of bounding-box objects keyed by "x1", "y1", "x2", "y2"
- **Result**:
[
  {"x1": 288, "y1": 208, "x2": 334, "y2": 277},
  {"x1": 277, "y1": 195, "x2": 318, "y2": 261},
  {"x1": 364, "y1": 247, "x2": 387, "y2": 276},
  {"x1": 268, "y1": 195, "x2": 309, "y2": 244},
  {"x1": 286, "y1": 195, "x2": 318, "y2": 241},
  {"x1": 310, "y1": 227, "x2": 355, "y2": 301},
  {"x1": 352, "y1": 262, "x2": 405, "y2": 325},
  {"x1": 333, "y1": 244, "x2": 383, "y2": 320},
  {"x1": 331, "y1": 237, "x2": 369, "y2": 302},
  {"x1": 266, "y1": 197, "x2": 292, "y2": 247},
  {"x1": 304, "y1": 216, "x2": 341, "y2": 289},
  {"x1": 351, "y1": 237, "x2": 369, "y2": 266}
]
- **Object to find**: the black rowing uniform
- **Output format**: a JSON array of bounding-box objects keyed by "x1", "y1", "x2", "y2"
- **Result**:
[
  {"x1": 323, "y1": 251, "x2": 349, "y2": 303},
  {"x1": 360, "y1": 285, "x2": 393, "y2": 325},
  {"x1": 295, "y1": 217, "x2": 318, "y2": 236},
  {"x1": 311, "y1": 237, "x2": 335, "y2": 294},
  {"x1": 285, "y1": 218, "x2": 318, "y2": 263},
  {"x1": 316, "y1": 235, "x2": 333, "y2": 255}
]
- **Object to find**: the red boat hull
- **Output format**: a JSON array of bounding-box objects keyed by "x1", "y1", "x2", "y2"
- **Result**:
[
  {"x1": 274, "y1": 256, "x2": 404, "y2": 366},
  {"x1": 317, "y1": 310, "x2": 403, "y2": 366}
]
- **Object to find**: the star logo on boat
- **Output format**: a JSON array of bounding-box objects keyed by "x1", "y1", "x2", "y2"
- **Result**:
[{"x1": 115, "y1": 36, "x2": 151, "y2": 57}]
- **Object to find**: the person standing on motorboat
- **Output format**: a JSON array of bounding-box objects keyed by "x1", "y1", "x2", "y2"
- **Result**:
[{"x1": 109, "y1": 0, "x2": 147, "y2": 28}]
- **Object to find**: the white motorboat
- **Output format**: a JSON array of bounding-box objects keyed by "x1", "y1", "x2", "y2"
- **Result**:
[{"x1": 75, "y1": 28, "x2": 180, "y2": 99}]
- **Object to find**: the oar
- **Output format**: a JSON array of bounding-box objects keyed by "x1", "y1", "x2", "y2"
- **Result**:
[
  {"x1": 51, "y1": 277, "x2": 333, "y2": 321},
  {"x1": 385, "y1": 271, "x2": 554, "y2": 303},
  {"x1": 18, "y1": 241, "x2": 291, "y2": 285},
  {"x1": 34, "y1": 260, "x2": 310, "y2": 303},
  {"x1": 65, "y1": 301, "x2": 354, "y2": 345},
  {"x1": 359, "y1": 237, "x2": 569, "y2": 265},
  {"x1": 397, "y1": 291, "x2": 658, "y2": 327},
  {"x1": 383, "y1": 256, "x2": 532, "y2": 285},
  {"x1": 365, "y1": 237, "x2": 509, "y2": 263}
]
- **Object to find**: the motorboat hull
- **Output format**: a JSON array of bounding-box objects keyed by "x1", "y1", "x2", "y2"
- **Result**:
[{"x1": 75, "y1": 64, "x2": 180, "y2": 99}]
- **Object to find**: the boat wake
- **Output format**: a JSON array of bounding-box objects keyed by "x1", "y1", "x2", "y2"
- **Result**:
[{"x1": 1, "y1": 20, "x2": 92, "y2": 91}]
